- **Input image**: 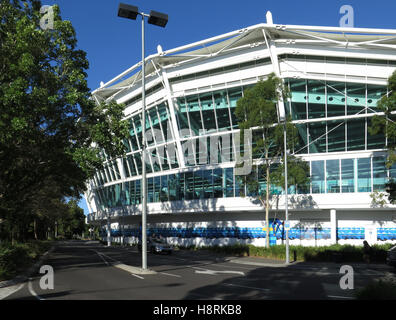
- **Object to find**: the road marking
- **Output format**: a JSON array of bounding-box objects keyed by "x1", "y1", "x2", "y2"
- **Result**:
[
  {"x1": 0, "y1": 283, "x2": 25, "y2": 300},
  {"x1": 222, "y1": 283, "x2": 270, "y2": 292},
  {"x1": 131, "y1": 274, "x2": 144, "y2": 280},
  {"x1": 28, "y1": 278, "x2": 44, "y2": 300},
  {"x1": 92, "y1": 250, "x2": 110, "y2": 266},
  {"x1": 327, "y1": 295, "x2": 355, "y2": 300},
  {"x1": 159, "y1": 272, "x2": 182, "y2": 278},
  {"x1": 195, "y1": 269, "x2": 245, "y2": 276}
]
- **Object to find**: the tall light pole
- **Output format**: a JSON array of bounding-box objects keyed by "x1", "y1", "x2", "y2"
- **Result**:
[
  {"x1": 117, "y1": 3, "x2": 168, "y2": 270},
  {"x1": 284, "y1": 122, "x2": 290, "y2": 264}
]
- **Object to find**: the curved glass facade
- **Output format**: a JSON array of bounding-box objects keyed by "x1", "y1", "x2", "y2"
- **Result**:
[{"x1": 91, "y1": 74, "x2": 390, "y2": 212}]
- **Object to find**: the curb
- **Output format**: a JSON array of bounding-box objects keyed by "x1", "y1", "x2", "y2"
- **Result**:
[{"x1": 0, "y1": 245, "x2": 55, "y2": 289}]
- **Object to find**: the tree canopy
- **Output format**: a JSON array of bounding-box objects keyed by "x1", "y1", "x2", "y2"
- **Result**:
[
  {"x1": 235, "y1": 74, "x2": 310, "y2": 247},
  {"x1": 370, "y1": 71, "x2": 396, "y2": 204},
  {"x1": 0, "y1": 0, "x2": 129, "y2": 242}
]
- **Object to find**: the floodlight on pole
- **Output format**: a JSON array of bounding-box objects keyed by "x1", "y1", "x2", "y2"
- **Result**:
[{"x1": 117, "y1": 3, "x2": 168, "y2": 271}]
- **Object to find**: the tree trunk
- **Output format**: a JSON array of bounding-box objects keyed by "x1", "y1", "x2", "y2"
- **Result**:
[{"x1": 34, "y1": 219, "x2": 38, "y2": 240}]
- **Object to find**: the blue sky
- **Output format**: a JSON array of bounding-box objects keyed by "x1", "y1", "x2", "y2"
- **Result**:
[{"x1": 39, "y1": 0, "x2": 396, "y2": 214}]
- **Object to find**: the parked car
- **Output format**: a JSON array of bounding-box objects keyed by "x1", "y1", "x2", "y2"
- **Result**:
[
  {"x1": 138, "y1": 238, "x2": 173, "y2": 255},
  {"x1": 386, "y1": 245, "x2": 396, "y2": 268}
]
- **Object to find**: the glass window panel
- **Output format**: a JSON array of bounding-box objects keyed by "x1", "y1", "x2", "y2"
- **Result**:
[
  {"x1": 123, "y1": 158, "x2": 131, "y2": 178},
  {"x1": 148, "y1": 107, "x2": 164, "y2": 144},
  {"x1": 176, "y1": 97, "x2": 191, "y2": 137},
  {"x1": 390, "y1": 163, "x2": 396, "y2": 180},
  {"x1": 346, "y1": 83, "x2": 366, "y2": 116},
  {"x1": 309, "y1": 122, "x2": 326, "y2": 153},
  {"x1": 154, "y1": 176, "x2": 161, "y2": 202},
  {"x1": 341, "y1": 159, "x2": 355, "y2": 193},
  {"x1": 347, "y1": 119, "x2": 365, "y2": 151},
  {"x1": 150, "y1": 148, "x2": 162, "y2": 172},
  {"x1": 327, "y1": 82, "x2": 346, "y2": 117},
  {"x1": 157, "y1": 103, "x2": 172, "y2": 142},
  {"x1": 328, "y1": 121, "x2": 345, "y2": 152},
  {"x1": 228, "y1": 87, "x2": 243, "y2": 128},
  {"x1": 187, "y1": 95, "x2": 203, "y2": 135},
  {"x1": 168, "y1": 143, "x2": 179, "y2": 169},
  {"x1": 178, "y1": 173, "x2": 185, "y2": 201},
  {"x1": 133, "y1": 116, "x2": 143, "y2": 149},
  {"x1": 311, "y1": 160, "x2": 325, "y2": 194},
  {"x1": 134, "y1": 153, "x2": 142, "y2": 175},
  {"x1": 213, "y1": 168, "x2": 223, "y2": 198},
  {"x1": 185, "y1": 172, "x2": 194, "y2": 200},
  {"x1": 225, "y1": 167, "x2": 234, "y2": 197},
  {"x1": 289, "y1": 79, "x2": 307, "y2": 120},
  {"x1": 367, "y1": 84, "x2": 387, "y2": 113},
  {"x1": 294, "y1": 124, "x2": 308, "y2": 154},
  {"x1": 166, "y1": 174, "x2": 177, "y2": 201},
  {"x1": 167, "y1": 174, "x2": 178, "y2": 201},
  {"x1": 148, "y1": 178, "x2": 154, "y2": 203},
  {"x1": 193, "y1": 171, "x2": 204, "y2": 199},
  {"x1": 135, "y1": 180, "x2": 141, "y2": 204},
  {"x1": 358, "y1": 158, "x2": 371, "y2": 192},
  {"x1": 373, "y1": 156, "x2": 386, "y2": 191},
  {"x1": 200, "y1": 92, "x2": 217, "y2": 133},
  {"x1": 128, "y1": 180, "x2": 136, "y2": 205},
  {"x1": 214, "y1": 91, "x2": 231, "y2": 131},
  {"x1": 367, "y1": 118, "x2": 385, "y2": 150},
  {"x1": 326, "y1": 160, "x2": 340, "y2": 193},
  {"x1": 308, "y1": 80, "x2": 326, "y2": 119}
]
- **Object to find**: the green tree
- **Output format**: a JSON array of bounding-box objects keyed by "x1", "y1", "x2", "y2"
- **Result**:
[
  {"x1": 235, "y1": 74, "x2": 310, "y2": 247},
  {"x1": 0, "y1": 1, "x2": 128, "y2": 242},
  {"x1": 370, "y1": 70, "x2": 396, "y2": 204}
]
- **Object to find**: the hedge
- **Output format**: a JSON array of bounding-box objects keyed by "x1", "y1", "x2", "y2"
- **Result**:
[
  {"x1": 0, "y1": 241, "x2": 52, "y2": 281},
  {"x1": 179, "y1": 243, "x2": 395, "y2": 263}
]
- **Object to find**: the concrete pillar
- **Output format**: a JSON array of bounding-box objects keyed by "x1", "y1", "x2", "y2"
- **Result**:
[
  {"x1": 330, "y1": 209, "x2": 337, "y2": 244},
  {"x1": 107, "y1": 219, "x2": 111, "y2": 247}
]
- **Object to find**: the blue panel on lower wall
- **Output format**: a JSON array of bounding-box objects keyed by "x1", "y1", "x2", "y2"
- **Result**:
[{"x1": 377, "y1": 228, "x2": 396, "y2": 240}]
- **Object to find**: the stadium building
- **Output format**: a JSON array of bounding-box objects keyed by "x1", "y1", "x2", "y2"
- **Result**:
[{"x1": 86, "y1": 12, "x2": 396, "y2": 246}]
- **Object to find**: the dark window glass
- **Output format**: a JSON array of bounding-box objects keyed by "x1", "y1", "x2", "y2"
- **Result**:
[
  {"x1": 328, "y1": 121, "x2": 345, "y2": 152},
  {"x1": 347, "y1": 119, "x2": 365, "y2": 151},
  {"x1": 309, "y1": 122, "x2": 326, "y2": 153},
  {"x1": 341, "y1": 159, "x2": 355, "y2": 193},
  {"x1": 367, "y1": 84, "x2": 387, "y2": 113},
  {"x1": 225, "y1": 167, "x2": 234, "y2": 197},
  {"x1": 358, "y1": 158, "x2": 371, "y2": 192},
  {"x1": 308, "y1": 80, "x2": 326, "y2": 119},
  {"x1": 289, "y1": 79, "x2": 307, "y2": 120},
  {"x1": 311, "y1": 160, "x2": 325, "y2": 193},
  {"x1": 327, "y1": 82, "x2": 346, "y2": 117},
  {"x1": 176, "y1": 98, "x2": 190, "y2": 137},
  {"x1": 373, "y1": 156, "x2": 386, "y2": 191},
  {"x1": 214, "y1": 91, "x2": 231, "y2": 131},
  {"x1": 346, "y1": 83, "x2": 366, "y2": 115},
  {"x1": 367, "y1": 118, "x2": 385, "y2": 150},
  {"x1": 228, "y1": 87, "x2": 243, "y2": 128},
  {"x1": 213, "y1": 168, "x2": 223, "y2": 198},
  {"x1": 326, "y1": 160, "x2": 340, "y2": 193}
]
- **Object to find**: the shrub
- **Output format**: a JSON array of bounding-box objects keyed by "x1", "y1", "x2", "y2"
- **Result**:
[
  {"x1": 0, "y1": 241, "x2": 52, "y2": 281},
  {"x1": 178, "y1": 243, "x2": 394, "y2": 263}
]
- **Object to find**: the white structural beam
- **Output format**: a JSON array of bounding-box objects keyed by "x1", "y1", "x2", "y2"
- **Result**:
[{"x1": 330, "y1": 209, "x2": 337, "y2": 245}]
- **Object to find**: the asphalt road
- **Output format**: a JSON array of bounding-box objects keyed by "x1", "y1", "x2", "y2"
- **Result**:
[{"x1": 2, "y1": 240, "x2": 395, "y2": 300}]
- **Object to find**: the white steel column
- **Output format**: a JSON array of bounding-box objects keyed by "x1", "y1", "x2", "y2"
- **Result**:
[
  {"x1": 106, "y1": 211, "x2": 111, "y2": 247},
  {"x1": 117, "y1": 158, "x2": 127, "y2": 246},
  {"x1": 330, "y1": 209, "x2": 337, "y2": 244},
  {"x1": 161, "y1": 67, "x2": 186, "y2": 168}
]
